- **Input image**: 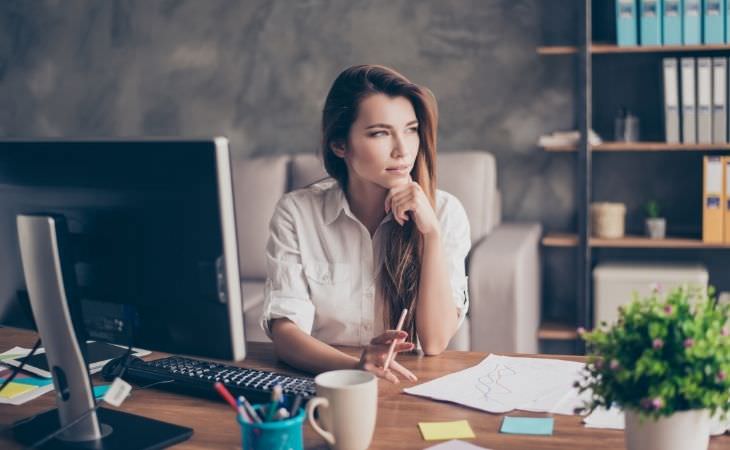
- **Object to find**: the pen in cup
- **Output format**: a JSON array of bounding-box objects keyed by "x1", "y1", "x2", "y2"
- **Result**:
[
  {"x1": 289, "y1": 394, "x2": 303, "y2": 417},
  {"x1": 265, "y1": 385, "x2": 283, "y2": 422},
  {"x1": 236, "y1": 397, "x2": 252, "y2": 423},
  {"x1": 238, "y1": 395, "x2": 263, "y2": 423},
  {"x1": 383, "y1": 308, "x2": 408, "y2": 372},
  {"x1": 213, "y1": 381, "x2": 238, "y2": 412},
  {"x1": 274, "y1": 407, "x2": 290, "y2": 421}
]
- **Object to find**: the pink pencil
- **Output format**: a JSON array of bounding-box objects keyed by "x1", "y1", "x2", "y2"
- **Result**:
[{"x1": 383, "y1": 308, "x2": 408, "y2": 372}]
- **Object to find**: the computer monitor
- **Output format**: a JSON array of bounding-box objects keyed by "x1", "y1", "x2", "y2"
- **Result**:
[{"x1": 0, "y1": 138, "x2": 246, "y2": 449}]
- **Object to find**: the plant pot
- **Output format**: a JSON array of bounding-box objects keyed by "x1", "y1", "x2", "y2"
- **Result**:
[
  {"x1": 645, "y1": 217, "x2": 666, "y2": 239},
  {"x1": 625, "y1": 408, "x2": 710, "y2": 450},
  {"x1": 590, "y1": 202, "x2": 626, "y2": 238}
]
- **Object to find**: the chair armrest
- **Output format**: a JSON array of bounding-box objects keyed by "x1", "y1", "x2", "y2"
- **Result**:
[{"x1": 467, "y1": 222, "x2": 542, "y2": 353}]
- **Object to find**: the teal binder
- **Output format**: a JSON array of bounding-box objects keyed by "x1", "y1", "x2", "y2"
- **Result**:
[
  {"x1": 726, "y1": 0, "x2": 730, "y2": 41},
  {"x1": 704, "y1": 0, "x2": 725, "y2": 43},
  {"x1": 617, "y1": 0, "x2": 639, "y2": 46},
  {"x1": 684, "y1": 0, "x2": 702, "y2": 44},
  {"x1": 663, "y1": 0, "x2": 683, "y2": 44},
  {"x1": 641, "y1": 0, "x2": 663, "y2": 44}
]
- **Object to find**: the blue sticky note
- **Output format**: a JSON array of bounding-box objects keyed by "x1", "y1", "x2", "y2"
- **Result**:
[
  {"x1": 500, "y1": 416, "x2": 554, "y2": 436},
  {"x1": 93, "y1": 385, "x2": 111, "y2": 399}
]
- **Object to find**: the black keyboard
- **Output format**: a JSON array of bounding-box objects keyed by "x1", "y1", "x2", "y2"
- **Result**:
[{"x1": 124, "y1": 355, "x2": 316, "y2": 406}]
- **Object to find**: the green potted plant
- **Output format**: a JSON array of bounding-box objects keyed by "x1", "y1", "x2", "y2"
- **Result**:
[
  {"x1": 576, "y1": 285, "x2": 730, "y2": 450},
  {"x1": 644, "y1": 200, "x2": 666, "y2": 239}
]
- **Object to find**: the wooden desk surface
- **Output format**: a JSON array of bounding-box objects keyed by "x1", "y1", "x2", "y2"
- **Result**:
[{"x1": 1, "y1": 327, "x2": 730, "y2": 449}]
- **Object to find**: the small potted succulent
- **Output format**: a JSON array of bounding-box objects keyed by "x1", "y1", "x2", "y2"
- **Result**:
[
  {"x1": 576, "y1": 285, "x2": 730, "y2": 450},
  {"x1": 645, "y1": 200, "x2": 666, "y2": 239}
]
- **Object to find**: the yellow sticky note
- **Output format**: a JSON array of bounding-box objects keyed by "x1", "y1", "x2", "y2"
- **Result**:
[
  {"x1": 0, "y1": 382, "x2": 36, "y2": 399},
  {"x1": 418, "y1": 420, "x2": 476, "y2": 441}
]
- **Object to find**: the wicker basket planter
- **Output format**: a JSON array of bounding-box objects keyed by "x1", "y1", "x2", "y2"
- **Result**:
[{"x1": 590, "y1": 202, "x2": 626, "y2": 239}]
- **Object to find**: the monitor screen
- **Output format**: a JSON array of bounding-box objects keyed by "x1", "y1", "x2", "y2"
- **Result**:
[{"x1": 0, "y1": 138, "x2": 245, "y2": 360}]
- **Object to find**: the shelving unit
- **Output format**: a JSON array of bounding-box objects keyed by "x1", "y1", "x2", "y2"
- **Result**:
[{"x1": 537, "y1": 1, "x2": 730, "y2": 351}]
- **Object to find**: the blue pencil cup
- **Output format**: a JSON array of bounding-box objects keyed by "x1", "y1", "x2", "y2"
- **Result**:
[{"x1": 237, "y1": 405, "x2": 305, "y2": 450}]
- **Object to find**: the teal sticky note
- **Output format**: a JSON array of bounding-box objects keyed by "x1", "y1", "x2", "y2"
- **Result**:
[
  {"x1": 500, "y1": 416, "x2": 554, "y2": 436},
  {"x1": 93, "y1": 385, "x2": 111, "y2": 399},
  {"x1": 12, "y1": 378, "x2": 54, "y2": 387},
  {"x1": 0, "y1": 377, "x2": 53, "y2": 387}
]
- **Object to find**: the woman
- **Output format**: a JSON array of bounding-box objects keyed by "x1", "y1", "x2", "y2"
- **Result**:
[{"x1": 261, "y1": 65, "x2": 471, "y2": 383}]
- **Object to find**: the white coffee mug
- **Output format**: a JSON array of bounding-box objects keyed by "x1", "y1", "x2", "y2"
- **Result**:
[{"x1": 306, "y1": 370, "x2": 377, "y2": 450}]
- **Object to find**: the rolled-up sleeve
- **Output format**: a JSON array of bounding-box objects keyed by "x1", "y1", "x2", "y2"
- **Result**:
[
  {"x1": 439, "y1": 195, "x2": 471, "y2": 330},
  {"x1": 260, "y1": 196, "x2": 315, "y2": 338}
]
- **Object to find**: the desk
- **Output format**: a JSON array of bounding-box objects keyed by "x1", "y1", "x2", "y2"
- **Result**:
[{"x1": 1, "y1": 328, "x2": 730, "y2": 450}]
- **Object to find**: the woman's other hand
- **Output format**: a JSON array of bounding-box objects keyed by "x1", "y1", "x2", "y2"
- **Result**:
[{"x1": 357, "y1": 330, "x2": 418, "y2": 383}]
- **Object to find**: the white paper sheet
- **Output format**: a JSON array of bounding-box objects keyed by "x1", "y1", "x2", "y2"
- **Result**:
[
  {"x1": 2, "y1": 342, "x2": 151, "y2": 378},
  {"x1": 0, "y1": 347, "x2": 54, "y2": 405},
  {"x1": 583, "y1": 406, "x2": 624, "y2": 430},
  {"x1": 423, "y1": 440, "x2": 492, "y2": 450},
  {"x1": 404, "y1": 354, "x2": 586, "y2": 414}
]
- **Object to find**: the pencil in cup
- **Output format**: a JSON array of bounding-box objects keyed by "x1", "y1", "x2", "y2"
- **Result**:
[
  {"x1": 237, "y1": 404, "x2": 306, "y2": 450},
  {"x1": 383, "y1": 308, "x2": 408, "y2": 372}
]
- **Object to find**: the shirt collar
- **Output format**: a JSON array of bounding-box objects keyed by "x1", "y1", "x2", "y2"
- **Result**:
[
  {"x1": 322, "y1": 180, "x2": 394, "y2": 227},
  {"x1": 323, "y1": 180, "x2": 350, "y2": 225}
]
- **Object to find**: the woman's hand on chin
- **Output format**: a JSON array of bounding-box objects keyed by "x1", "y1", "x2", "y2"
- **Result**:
[
  {"x1": 384, "y1": 180, "x2": 440, "y2": 237},
  {"x1": 357, "y1": 330, "x2": 417, "y2": 384}
]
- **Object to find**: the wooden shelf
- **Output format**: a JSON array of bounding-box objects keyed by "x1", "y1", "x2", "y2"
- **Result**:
[
  {"x1": 591, "y1": 43, "x2": 730, "y2": 54},
  {"x1": 543, "y1": 233, "x2": 730, "y2": 248},
  {"x1": 590, "y1": 235, "x2": 730, "y2": 249},
  {"x1": 594, "y1": 142, "x2": 730, "y2": 152},
  {"x1": 541, "y1": 141, "x2": 730, "y2": 152},
  {"x1": 540, "y1": 143, "x2": 579, "y2": 152},
  {"x1": 538, "y1": 322, "x2": 579, "y2": 340},
  {"x1": 537, "y1": 46, "x2": 579, "y2": 55},
  {"x1": 538, "y1": 44, "x2": 730, "y2": 56},
  {"x1": 542, "y1": 233, "x2": 579, "y2": 247}
]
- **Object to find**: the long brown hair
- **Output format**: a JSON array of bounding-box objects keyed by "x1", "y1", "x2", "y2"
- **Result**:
[{"x1": 321, "y1": 64, "x2": 438, "y2": 342}]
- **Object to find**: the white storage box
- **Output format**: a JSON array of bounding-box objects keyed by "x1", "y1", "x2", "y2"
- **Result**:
[{"x1": 593, "y1": 262, "x2": 709, "y2": 326}]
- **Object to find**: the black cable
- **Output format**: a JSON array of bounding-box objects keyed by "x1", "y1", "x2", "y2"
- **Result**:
[
  {"x1": 0, "y1": 339, "x2": 43, "y2": 437},
  {"x1": 117, "y1": 307, "x2": 136, "y2": 380},
  {"x1": 0, "y1": 338, "x2": 42, "y2": 394},
  {"x1": 117, "y1": 331, "x2": 135, "y2": 380}
]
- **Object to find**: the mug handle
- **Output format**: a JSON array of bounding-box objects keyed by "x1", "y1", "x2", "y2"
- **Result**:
[{"x1": 306, "y1": 396, "x2": 335, "y2": 446}]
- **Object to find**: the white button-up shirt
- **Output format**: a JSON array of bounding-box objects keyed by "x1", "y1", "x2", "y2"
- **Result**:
[{"x1": 261, "y1": 178, "x2": 471, "y2": 347}]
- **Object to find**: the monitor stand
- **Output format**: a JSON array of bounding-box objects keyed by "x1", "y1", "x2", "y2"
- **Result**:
[
  {"x1": 14, "y1": 214, "x2": 192, "y2": 449},
  {"x1": 13, "y1": 407, "x2": 192, "y2": 450}
]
